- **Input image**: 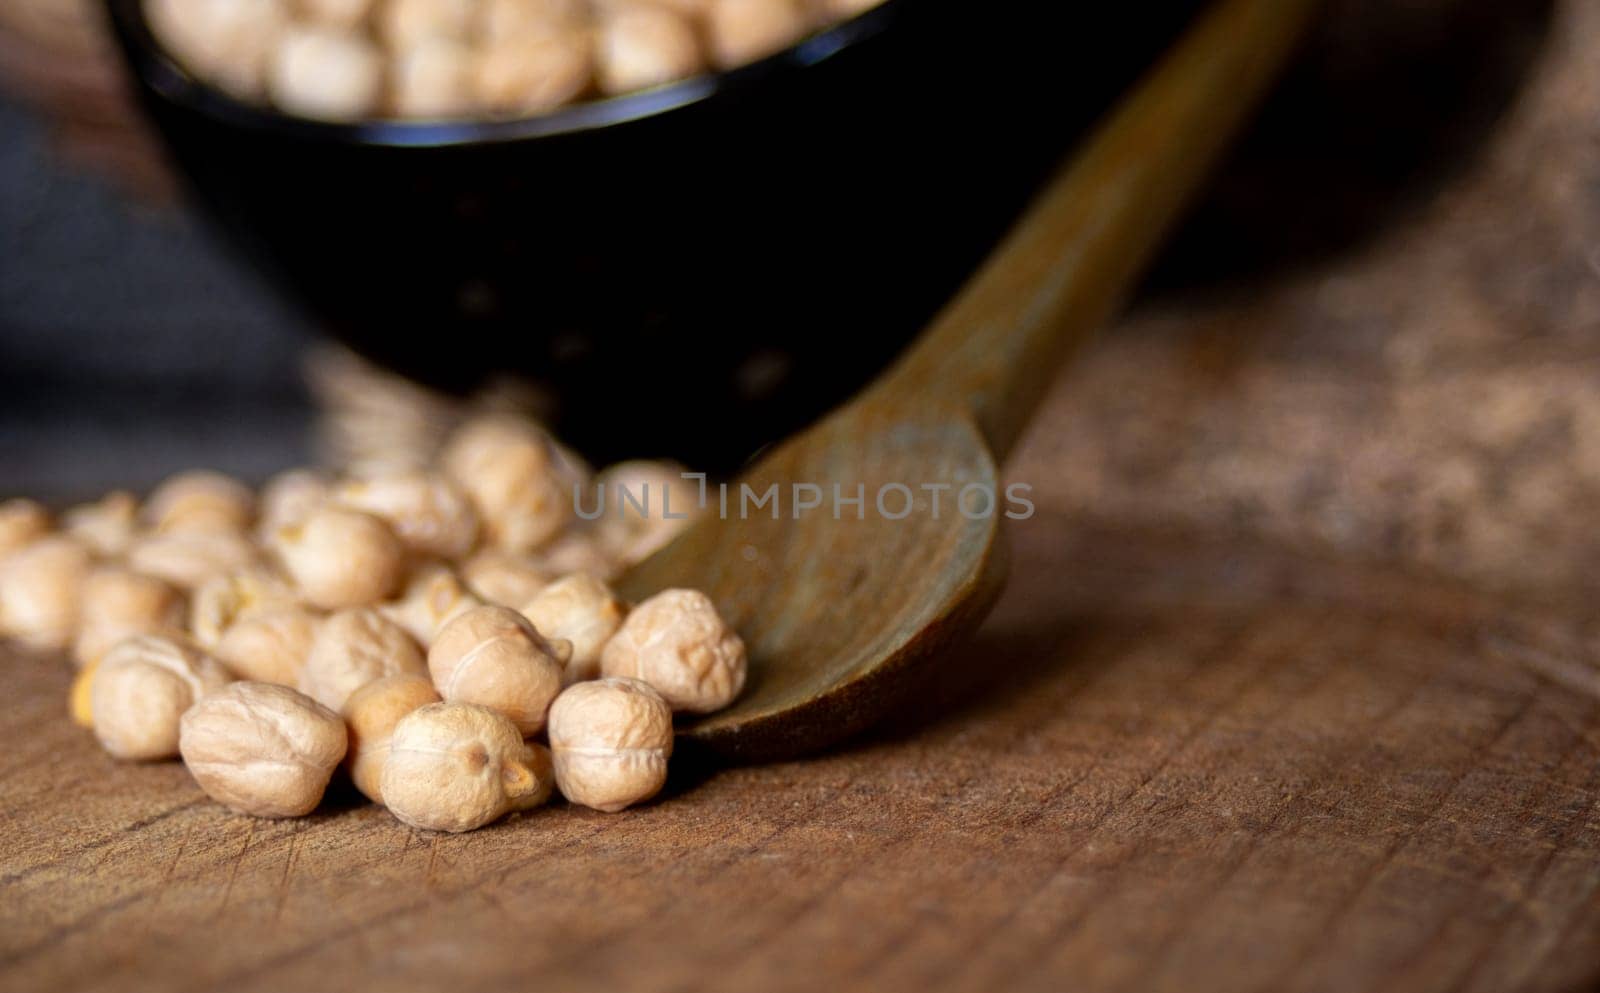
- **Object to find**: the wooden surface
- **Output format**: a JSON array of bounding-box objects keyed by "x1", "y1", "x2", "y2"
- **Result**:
[
  {"x1": 6, "y1": 0, "x2": 1600, "y2": 990},
  {"x1": 4, "y1": 520, "x2": 1600, "y2": 993}
]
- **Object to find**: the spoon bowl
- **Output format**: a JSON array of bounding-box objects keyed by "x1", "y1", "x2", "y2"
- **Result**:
[
  {"x1": 624, "y1": 0, "x2": 1323, "y2": 761},
  {"x1": 620, "y1": 400, "x2": 1008, "y2": 762}
]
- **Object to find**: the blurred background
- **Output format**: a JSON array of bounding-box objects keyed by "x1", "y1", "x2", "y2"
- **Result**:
[
  {"x1": 1, "y1": 0, "x2": 1587, "y2": 609},
  {"x1": 2, "y1": 0, "x2": 314, "y2": 500}
]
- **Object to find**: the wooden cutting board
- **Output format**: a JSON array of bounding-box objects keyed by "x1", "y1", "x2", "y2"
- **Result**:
[
  {"x1": 4, "y1": 1, "x2": 1600, "y2": 990},
  {"x1": 2, "y1": 517, "x2": 1597, "y2": 993}
]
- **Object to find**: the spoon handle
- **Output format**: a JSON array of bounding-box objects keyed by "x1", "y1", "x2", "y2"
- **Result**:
[{"x1": 875, "y1": 0, "x2": 1321, "y2": 460}]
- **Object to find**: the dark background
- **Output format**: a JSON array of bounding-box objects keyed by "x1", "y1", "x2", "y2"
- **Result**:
[
  {"x1": 0, "y1": 0, "x2": 1558, "y2": 501},
  {"x1": 0, "y1": 93, "x2": 311, "y2": 501}
]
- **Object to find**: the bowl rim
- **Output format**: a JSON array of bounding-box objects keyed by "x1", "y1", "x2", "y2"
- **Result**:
[{"x1": 103, "y1": 0, "x2": 905, "y2": 148}]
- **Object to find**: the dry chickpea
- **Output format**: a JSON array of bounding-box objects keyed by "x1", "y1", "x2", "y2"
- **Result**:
[
  {"x1": 269, "y1": 25, "x2": 385, "y2": 121},
  {"x1": 180, "y1": 682, "x2": 348, "y2": 817},
  {"x1": 521, "y1": 574, "x2": 626, "y2": 685},
  {"x1": 73, "y1": 567, "x2": 187, "y2": 669},
  {"x1": 189, "y1": 566, "x2": 299, "y2": 649},
  {"x1": 70, "y1": 661, "x2": 99, "y2": 729},
  {"x1": 621, "y1": 0, "x2": 712, "y2": 17},
  {"x1": 706, "y1": 0, "x2": 808, "y2": 68},
  {"x1": 440, "y1": 418, "x2": 573, "y2": 554},
  {"x1": 600, "y1": 588, "x2": 745, "y2": 713},
  {"x1": 301, "y1": 0, "x2": 375, "y2": 29},
  {"x1": 127, "y1": 530, "x2": 259, "y2": 591},
  {"x1": 341, "y1": 672, "x2": 441, "y2": 803},
  {"x1": 214, "y1": 607, "x2": 320, "y2": 686},
  {"x1": 380, "y1": 563, "x2": 483, "y2": 646},
  {"x1": 593, "y1": 460, "x2": 700, "y2": 567},
  {"x1": 381, "y1": 702, "x2": 555, "y2": 832},
  {"x1": 594, "y1": 2, "x2": 703, "y2": 95},
  {"x1": 299, "y1": 607, "x2": 427, "y2": 711},
  {"x1": 257, "y1": 469, "x2": 329, "y2": 540},
  {"x1": 548, "y1": 435, "x2": 595, "y2": 489},
  {"x1": 92, "y1": 635, "x2": 233, "y2": 761},
  {"x1": 479, "y1": 0, "x2": 587, "y2": 43},
  {"x1": 145, "y1": 470, "x2": 256, "y2": 535},
  {"x1": 62, "y1": 491, "x2": 139, "y2": 557},
  {"x1": 548, "y1": 677, "x2": 672, "y2": 812},
  {"x1": 0, "y1": 536, "x2": 93, "y2": 653},
  {"x1": 815, "y1": 0, "x2": 883, "y2": 18},
  {"x1": 0, "y1": 499, "x2": 52, "y2": 557},
  {"x1": 273, "y1": 506, "x2": 406, "y2": 610},
  {"x1": 530, "y1": 531, "x2": 620, "y2": 581},
  {"x1": 334, "y1": 469, "x2": 480, "y2": 560},
  {"x1": 146, "y1": 0, "x2": 288, "y2": 98},
  {"x1": 461, "y1": 549, "x2": 550, "y2": 607},
  {"x1": 379, "y1": 0, "x2": 475, "y2": 50},
  {"x1": 428, "y1": 604, "x2": 566, "y2": 734},
  {"x1": 475, "y1": 29, "x2": 593, "y2": 115},
  {"x1": 392, "y1": 38, "x2": 477, "y2": 118}
]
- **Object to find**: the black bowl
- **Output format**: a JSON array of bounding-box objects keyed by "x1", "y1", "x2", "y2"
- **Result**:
[{"x1": 104, "y1": 0, "x2": 1203, "y2": 469}]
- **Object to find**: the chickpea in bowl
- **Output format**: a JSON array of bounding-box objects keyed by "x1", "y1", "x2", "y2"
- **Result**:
[
  {"x1": 103, "y1": 0, "x2": 1204, "y2": 471},
  {"x1": 144, "y1": 0, "x2": 888, "y2": 122}
]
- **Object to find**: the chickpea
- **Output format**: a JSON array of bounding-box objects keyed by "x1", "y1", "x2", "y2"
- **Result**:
[
  {"x1": 623, "y1": 0, "x2": 712, "y2": 18},
  {"x1": 257, "y1": 469, "x2": 328, "y2": 540},
  {"x1": 127, "y1": 530, "x2": 259, "y2": 591},
  {"x1": 479, "y1": 0, "x2": 588, "y2": 44},
  {"x1": 92, "y1": 635, "x2": 233, "y2": 761},
  {"x1": 440, "y1": 418, "x2": 573, "y2": 554},
  {"x1": 70, "y1": 661, "x2": 98, "y2": 729},
  {"x1": 379, "y1": 0, "x2": 475, "y2": 50},
  {"x1": 300, "y1": 0, "x2": 375, "y2": 29},
  {"x1": 381, "y1": 702, "x2": 555, "y2": 832},
  {"x1": 475, "y1": 29, "x2": 592, "y2": 115},
  {"x1": 547, "y1": 677, "x2": 672, "y2": 812},
  {"x1": 273, "y1": 506, "x2": 405, "y2": 609},
  {"x1": 62, "y1": 491, "x2": 139, "y2": 557},
  {"x1": 269, "y1": 25, "x2": 385, "y2": 121},
  {"x1": 73, "y1": 567, "x2": 187, "y2": 669},
  {"x1": 815, "y1": 0, "x2": 883, "y2": 18},
  {"x1": 593, "y1": 460, "x2": 701, "y2": 567},
  {"x1": 180, "y1": 682, "x2": 348, "y2": 818},
  {"x1": 548, "y1": 435, "x2": 596, "y2": 490},
  {"x1": 0, "y1": 536, "x2": 93, "y2": 653},
  {"x1": 214, "y1": 607, "x2": 321, "y2": 686},
  {"x1": 145, "y1": 470, "x2": 255, "y2": 535},
  {"x1": 521, "y1": 574, "x2": 626, "y2": 685},
  {"x1": 600, "y1": 588, "x2": 745, "y2": 713},
  {"x1": 594, "y1": 3, "x2": 704, "y2": 95},
  {"x1": 341, "y1": 673, "x2": 441, "y2": 803},
  {"x1": 0, "y1": 499, "x2": 52, "y2": 557},
  {"x1": 189, "y1": 566, "x2": 300, "y2": 649},
  {"x1": 334, "y1": 470, "x2": 479, "y2": 560},
  {"x1": 299, "y1": 607, "x2": 427, "y2": 711},
  {"x1": 461, "y1": 549, "x2": 550, "y2": 608},
  {"x1": 428, "y1": 604, "x2": 566, "y2": 734},
  {"x1": 392, "y1": 38, "x2": 477, "y2": 118},
  {"x1": 706, "y1": 0, "x2": 808, "y2": 69},
  {"x1": 530, "y1": 531, "x2": 620, "y2": 582},
  {"x1": 147, "y1": 0, "x2": 288, "y2": 99},
  {"x1": 380, "y1": 563, "x2": 483, "y2": 646}
]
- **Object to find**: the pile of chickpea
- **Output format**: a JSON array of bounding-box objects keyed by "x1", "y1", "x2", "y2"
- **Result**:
[
  {"x1": 146, "y1": 0, "x2": 886, "y2": 121},
  {"x1": 0, "y1": 416, "x2": 748, "y2": 832}
]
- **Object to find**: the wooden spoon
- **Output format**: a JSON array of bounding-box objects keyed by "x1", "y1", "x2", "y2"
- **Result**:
[{"x1": 620, "y1": 0, "x2": 1321, "y2": 761}]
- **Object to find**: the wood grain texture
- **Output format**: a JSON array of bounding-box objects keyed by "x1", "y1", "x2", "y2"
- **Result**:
[{"x1": 6, "y1": 0, "x2": 1600, "y2": 989}]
